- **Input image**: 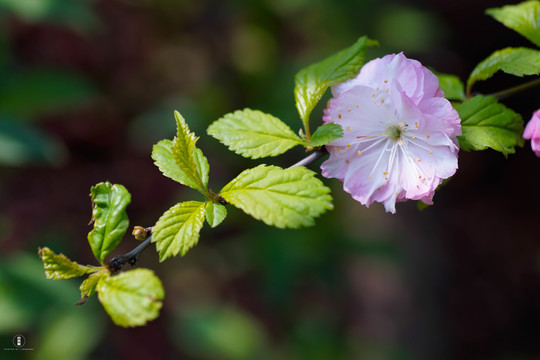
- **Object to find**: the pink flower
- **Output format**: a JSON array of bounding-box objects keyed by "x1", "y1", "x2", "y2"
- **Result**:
[
  {"x1": 523, "y1": 109, "x2": 540, "y2": 157},
  {"x1": 320, "y1": 53, "x2": 461, "y2": 213}
]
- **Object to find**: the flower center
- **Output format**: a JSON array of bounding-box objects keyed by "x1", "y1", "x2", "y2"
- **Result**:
[{"x1": 386, "y1": 122, "x2": 407, "y2": 141}]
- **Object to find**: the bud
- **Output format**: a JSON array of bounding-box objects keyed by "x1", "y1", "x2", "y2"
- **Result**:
[{"x1": 132, "y1": 226, "x2": 148, "y2": 241}]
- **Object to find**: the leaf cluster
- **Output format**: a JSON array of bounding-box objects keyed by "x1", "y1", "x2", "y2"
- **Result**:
[{"x1": 39, "y1": 182, "x2": 164, "y2": 327}]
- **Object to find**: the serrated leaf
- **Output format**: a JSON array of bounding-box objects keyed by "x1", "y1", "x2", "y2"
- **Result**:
[
  {"x1": 467, "y1": 47, "x2": 540, "y2": 92},
  {"x1": 455, "y1": 95, "x2": 524, "y2": 156},
  {"x1": 294, "y1": 36, "x2": 377, "y2": 133},
  {"x1": 80, "y1": 270, "x2": 108, "y2": 299},
  {"x1": 435, "y1": 72, "x2": 466, "y2": 101},
  {"x1": 207, "y1": 108, "x2": 304, "y2": 158},
  {"x1": 152, "y1": 139, "x2": 184, "y2": 182},
  {"x1": 220, "y1": 165, "x2": 333, "y2": 229},
  {"x1": 96, "y1": 268, "x2": 164, "y2": 327},
  {"x1": 309, "y1": 123, "x2": 344, "y2": 147},
  {"x1": 38, "y1": 247, "x2": 96, "y2": 279},
  {"x1": 152, "y1": 201, "x2": 207, "y2": 261},
  {"x1": 487, "y1": 1, "x2": 540, "y2": 48},
  {"x1": 88, "y1": 182, "x2": 131, "y2": 264},
  {"x1": 205, "y1": 201, "x2": 227, "y2": 228},
  {"x1": 152, "y1": 112, "x2": 210, "y2": 195},
  {"x1": 171, "y1": 111, "x2": 209, "y2": 194}
]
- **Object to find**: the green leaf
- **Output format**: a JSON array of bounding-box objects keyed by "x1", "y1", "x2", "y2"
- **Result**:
[
  {"x1": 80, "y1": 271, "x2": 108, "y2": 299},
  {"x1": 467, "y1": 47, "x2": 540, "y2": 92},
  {"x1": 205, "y1": 202, "x2": 227, "y2": 228},
  {"x1": 0, "y1": 69, "x2": 96, "y2": 118},
  {"x1": 152, "y1": 139, "x2": 183, "y2": 182},
  {"x1": 88, "y1": 182, "x2": 131, "y2": 264},
  {"x1": 152, "y1": 111, "x2": 209, "y2": 195},
  {"x1": 207, "y1": 108, "x2": 304, "y2": 158},
  {"x1": 487, "y1": 1, "x2": 540, "y2": 48},
  {"x1": 435, "y1": 72, "x2": 466, "y2": 101},
  {"x1": 152, "y1": 201, "x2": 207, "y2": 261},
  {"x1": 38, "y1": 247, "x2": 96, "y2": 279},
  {"x1": 455, "y1": 95, "x2": 524, "y2": 156},
  {"x1": 96, "y1": 268, "x2": 164, "y2": 327},
  {"x1": 294, "y1": 36, "x2": 377, "y2": 134},
  {"x1": 309, "y1": 123, "x2": 344, "y2": 147},
  {"x1": 220, "y1": 165, "x2": 333, "y2": 229}
]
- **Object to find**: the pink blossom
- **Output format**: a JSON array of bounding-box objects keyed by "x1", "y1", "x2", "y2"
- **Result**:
[
  {"x1": 320, "y1": 53, "x2": 461, "y2": 213},
  {"x1": 523, "y1": 109, "x2": 540, "y2": 157}
]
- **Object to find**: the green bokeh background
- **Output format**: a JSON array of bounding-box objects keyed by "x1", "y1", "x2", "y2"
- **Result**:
[{"x1": 1, "y1": 0, "x2": 540, "y2": 359}]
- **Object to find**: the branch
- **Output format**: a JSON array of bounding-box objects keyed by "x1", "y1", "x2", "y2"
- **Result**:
[
  {"x1": 108, "y1": 227, "x2": 153, "y2": 273},
  {"x1": 485, "y1": 77, "x2": 540, "y2": 101},
  {"x1": 106, "y1": 148, "x2": 330, "y2": 270},
  {"x1": 289, "y1": 147, "x2": 328, "y2": 168}
]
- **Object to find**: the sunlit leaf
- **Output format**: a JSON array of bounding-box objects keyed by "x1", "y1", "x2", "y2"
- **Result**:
[
  {"x1": 80, "y1": 271, "x2": 108, "y2": 299},
  {"x1": 88, "y1": 182, "x2": 131, "y2": 264},
  {"x1": 152, "y1": 111, "x2": 209, "y2": 195},
  {"x1": 467, "y1": 47, "x2": 540, "y2": 92},
  {"x1": 487, "y1": 1, "x2": 540, "y2": 48},
  {"x1": 294, "y1": 36, "x2": 377, "y2": 133},
  {"x1": 152, "y1": 201, "x2": 207, "y2": 261},
  {"x1": 309, "y1": 123, "x2": 344, "y2": 147},
  {"x1": 38, "y1": 247, "x2": 96, "y2": 280},
  {"x1": 220, "y1": 165, "x2": 333, "y2": 229},
  {"x1": 205, "y1": 202, "x2": 227, "y2": 228},
  {"x1": 97, "y1": 268, "x2": 164, "y2": 327},
  {"x1": 455, "y1": 95, "x2": 524, "y2": 156},
  {"x1": 207, "y1": 108, "x2": 304, "y2": 158}
]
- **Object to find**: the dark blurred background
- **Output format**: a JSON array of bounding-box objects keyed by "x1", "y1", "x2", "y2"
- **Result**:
[{"x1": 1, "y1": 0, "x2": 540, "y2": 359}]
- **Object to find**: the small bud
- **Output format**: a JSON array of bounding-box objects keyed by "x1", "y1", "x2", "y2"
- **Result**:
[{"x1": 132, "y1": 226, "x2": 148, "y2": 241}]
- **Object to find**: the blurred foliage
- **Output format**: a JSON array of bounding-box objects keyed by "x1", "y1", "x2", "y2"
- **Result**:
[
  {"x1": 1, "y1": 0, "x2": 540, "y2": 359},
  {"x1": 0, "y1": 253, "x2": 105, "y2": 360}
]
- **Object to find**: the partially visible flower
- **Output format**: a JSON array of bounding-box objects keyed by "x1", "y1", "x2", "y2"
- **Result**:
[
  {"x1": 523, "y1": 109, "x2": 540, "y2": 157},
  {"x1": 320, "y1": 53, "x2": 461, "y2": 213}
]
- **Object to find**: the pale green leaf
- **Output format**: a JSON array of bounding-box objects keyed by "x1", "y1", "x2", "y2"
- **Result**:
[
  {"x1": 467, "y1": 47, "x2": 540, "y2": 92},
  {"x1": 207, "y1": 108, "x2": 304, "y2": 158},
  {"x1": 309, "y1": 123, "x2": 344, "y2": 147},
  {"x1": 294, "y1": 36, "x2": 377, "y2": 131},
  {"x1": 487, "y1": 1, "x2": 540, "y2": 48},
  {"x1": 87, "y1": 182, "x2": 131, "y2": 264},
  {"x1": 455, "y1": 95, "x2": 524, "y2": 156},
  {"x1": 435, "y1": 72, "x2": 466, "y2": 101},
  {"x1": 167, "y1": 111, "x2": 209, "y2": 194},
  {"x1": 80, "y1": 271, "x2": 108, "y2": 299},
  {"x1": 205, "y1": 202, "x2": 227, "y2": 228},
  {"x1": 152, "y1": 201, "x2": 207, "y2": 261},
  {"x1": 152, "y1": 139, "x2": 184, "y2": 183},
  {"x1": 38, "y1": 247, "x2": 95, "y2": 279},
  {"x1": 220, "y1": 165, "x2": 333, "y2": 229},
  {"x1": 97, "y1": 268, "x2": 164, "y2": 327}
]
